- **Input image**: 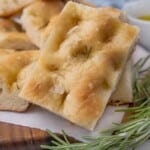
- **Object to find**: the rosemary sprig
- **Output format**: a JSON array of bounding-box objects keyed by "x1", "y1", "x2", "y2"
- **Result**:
[{"x1": 41, "y1": 55, "x2": 150, "y2": 150}]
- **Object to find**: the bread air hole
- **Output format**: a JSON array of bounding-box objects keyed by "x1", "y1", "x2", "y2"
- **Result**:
[
  {"x1": 0, "y1": 88, "x2": 2, "y2": 94},
  {"x1": 102, "y1": 79, "x2": 110, "y2": 89},
  {"x1": 72, "y1": 45, "x2": 92, "y2": 59},
  {"x1": 49, "y1": 65, "x2": 59, "y2": 71}
]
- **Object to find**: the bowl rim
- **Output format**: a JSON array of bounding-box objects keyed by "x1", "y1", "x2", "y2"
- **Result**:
[
  {"x1": 127, "y1": 15, "x2": 150, "y2": 25},
  {"x1": 123, "y1": 1, "x2": 150, "y2": 25}
]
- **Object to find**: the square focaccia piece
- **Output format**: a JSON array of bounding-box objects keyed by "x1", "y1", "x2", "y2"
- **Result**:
[{"x1": 20, "y1": 2, "x2": 139, "y2": 130}]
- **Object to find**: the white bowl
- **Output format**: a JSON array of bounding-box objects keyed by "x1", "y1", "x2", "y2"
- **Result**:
[{"x1": 123, "y1": 0, "x2": 150, "y2": 50}]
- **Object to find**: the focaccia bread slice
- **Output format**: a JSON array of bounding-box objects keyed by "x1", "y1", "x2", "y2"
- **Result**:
[
  {"x1": 0, "y1": 19, "x2": 37, "y2": 50},
  {"x1": 0, "y1": 50, "x2": 39, "y2": 112},
  {"x1": 0, "y1": 0, "x2": 37, "y2": 17},
  {"x1": 20, "y1": 2, "x2": 139, "y2": 130},
  {"x1": 21, "y1": 0, "x2": 65, "y2": 48}
]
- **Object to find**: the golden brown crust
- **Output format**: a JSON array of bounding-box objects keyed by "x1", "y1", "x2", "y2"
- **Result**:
[
  {"x1": 21, "y1": 0, "x2": 65, "y2": 48},
  {"x1": 0, "y1": 50, "x2": 39, "y2": 112},
  {"x1": 20, "y1": 2, "x2": 139, "y2": 129},
  {"x1": 0, "y1": 19, "x2": 37, "y2": 50},
  {"x1": 0, "y1": 0, "x2": 37, "y2": 17},
  {"x1": 0, "y1": 32, "x2": 37, "y2": 50},
  {"x1": 41, "y1": 0, "x2": 95, "y2": 46},
  {"x1": 0, "y1": 50, "x2": 39, "y2": 87}
]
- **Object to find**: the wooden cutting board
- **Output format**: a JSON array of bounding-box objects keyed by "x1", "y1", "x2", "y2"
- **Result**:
[
  {"x1": 0, "y1": 121, "x2": 78, "y2": 150},
  {"x1": 0, "y1": 122, "x2": 50, "y2": 150}
]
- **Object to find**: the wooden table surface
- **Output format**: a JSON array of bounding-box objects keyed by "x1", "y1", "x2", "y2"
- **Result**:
[
  {"x1": 0, "y1": 121, "x2": 78, "y2": 150},
  {"x1": 0, "y1": 122, "x2": 51, "y2": 150}
]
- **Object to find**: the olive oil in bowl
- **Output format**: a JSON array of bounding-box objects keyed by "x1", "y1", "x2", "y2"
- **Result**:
[{"x1": 138, "y1": 15, "x2": 150, "y2": 21}]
